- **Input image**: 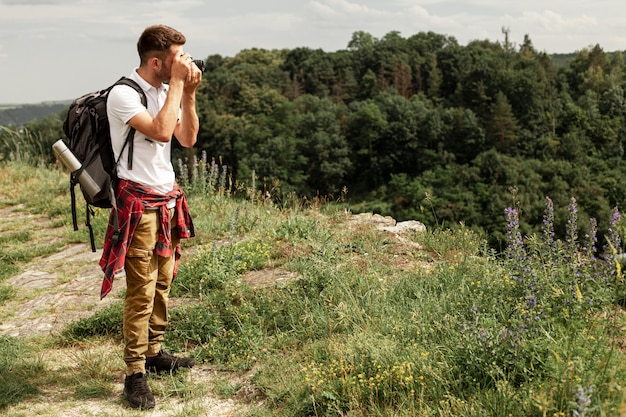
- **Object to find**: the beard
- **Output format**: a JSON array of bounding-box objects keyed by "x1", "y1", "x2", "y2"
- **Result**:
[{"x1": 155, "y1": 63, "x2": 171, "y2": 82}]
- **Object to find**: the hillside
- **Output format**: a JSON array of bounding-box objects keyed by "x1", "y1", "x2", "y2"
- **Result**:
[
  {"x1": 2, "y1": 156, "x2": 626, "y2": 416},
  {"x1": 0, "y1": 101, "x2": 68, "y2": 127},
  {"x1": 0, "y1": 161, "x2": 425, "y2": 416}
]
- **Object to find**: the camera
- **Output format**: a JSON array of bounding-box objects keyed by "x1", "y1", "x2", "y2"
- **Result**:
[
  {"x1": 192, "y1": 59, "x2": 205, "y2": 72},
  {"x1": 181, "y1": 53, "x2": 205, "y2": 72}
]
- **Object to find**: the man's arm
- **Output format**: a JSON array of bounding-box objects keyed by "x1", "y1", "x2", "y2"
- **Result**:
[
  {"x1": 173, "y1": 63, "x2": 202, "y2": 148},
  {"x1": 127, "y1": 53, "x2": 200, "y2": 144},
  {"x1": 174, "y1": 91, "x2": 199, "y2": 148},
  {"x1": 128, "y1": 79, "x2": 185, "y2": 143}
]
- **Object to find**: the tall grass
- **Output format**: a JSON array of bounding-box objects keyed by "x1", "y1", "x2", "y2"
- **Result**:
[{"x1": 0, "y1": 126, "x2": 57, "y2": 165}]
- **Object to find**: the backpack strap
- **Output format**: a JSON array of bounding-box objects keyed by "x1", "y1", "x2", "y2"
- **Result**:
[
  {"x1": 69, "y1": 172, "x2": 100, "y2": 252},
  {"x1": 85, "y1": 182, "x2": 119, "y2": 253},
  {"x1": 112, "y1": 77, "x2": 147, "y2": 171},
  {"x1": 90, "y1": 77, "x2": 146, "y2": 253},
  {"x1": 109, "y1": 183, "x2": 121, "y2": 247},
  {"x1": 115, "y1": 125, "x2": 137, "y2": 169},
  {"x1": 85, "y1": 203, "x2": 97, "y2": 252},
  {"x1": 70, "y1": 174, "x2": 79, "y2": 231}
]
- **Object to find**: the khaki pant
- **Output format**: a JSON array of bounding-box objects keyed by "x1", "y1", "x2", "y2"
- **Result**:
[{"x1": 123, "y1": 209, "x2": 178, "y2": 375}]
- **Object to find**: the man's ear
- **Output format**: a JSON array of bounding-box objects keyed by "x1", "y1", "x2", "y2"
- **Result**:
[{"x1": 150, "y1": 57, "x2": 161, "y2": 72}]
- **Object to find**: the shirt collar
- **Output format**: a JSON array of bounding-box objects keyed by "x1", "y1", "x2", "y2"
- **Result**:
[{"x1": 129, "y1": 68, "x2": 167, "y2": 95}]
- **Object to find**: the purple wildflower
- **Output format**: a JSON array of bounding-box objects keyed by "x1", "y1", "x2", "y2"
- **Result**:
[
  {"x1": 566, "y1": 197, "x2": 579, "y2": 255},
  {"x1": 602, "y1": 206, "x2": 622, "y2": 282},
  {"x1": 541, "y1": 196, "x2": 561, "y2": 268},
  {"x1": 583, "y1": 217, "x2": 598, "y2": 261},
  {"x1": 505, "y1": 207, "x2": 528, "y2": 272},
  {"x1": 573, "y1": 386, "x2": 593, "y2": 417}
]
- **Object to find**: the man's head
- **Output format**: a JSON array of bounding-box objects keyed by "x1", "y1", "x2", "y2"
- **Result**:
[
  {"x1": 137, "y1": 25, "x2": 186, "y2": 80},
  {"x1": 138, "y1": 25, "x2": 186, "y2": 64}
]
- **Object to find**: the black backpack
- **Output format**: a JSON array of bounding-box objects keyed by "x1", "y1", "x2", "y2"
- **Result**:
[{"x1": 61, "y1": 77, "x2": 147, "y2": 252}]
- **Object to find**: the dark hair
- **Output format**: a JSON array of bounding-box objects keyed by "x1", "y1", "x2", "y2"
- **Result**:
[{"x1": 137, "y1": 25, "x2": 186, "y2": 64}]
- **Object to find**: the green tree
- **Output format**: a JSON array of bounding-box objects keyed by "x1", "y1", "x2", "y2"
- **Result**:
[
  {"x1": 236, "y1": 105, "x2": 306, "y2": 194},
  {"x1": 294, "y1": 95, "x2": 352, "y2": 195},
  {"x1": 439, "y1": 107, "x2": 486, "y2": 164},
  {"x1": 486, "y1": 91, "x2": 520, "y2": 152}
]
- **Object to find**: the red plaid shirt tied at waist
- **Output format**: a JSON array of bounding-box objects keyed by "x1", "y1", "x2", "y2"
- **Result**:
[{"x1": 98, "y1": 179, "x2": 195, "y2": 299}]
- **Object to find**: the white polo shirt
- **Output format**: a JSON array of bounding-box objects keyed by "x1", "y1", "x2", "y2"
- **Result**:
[{"x1": 107, "y1": 69, "x2": 175, "y2": 195}]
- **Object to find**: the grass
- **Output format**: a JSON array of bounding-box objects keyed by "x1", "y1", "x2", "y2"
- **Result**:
[
  {"x1": 0, "y1": 336, "x2": 42, "y2": 409},
  {"x1": 0, "y1": 164, "x2": 77, "y2": 321},
  {"x1": 2, "y1": 157, "x2": 626, "y2": 416}
]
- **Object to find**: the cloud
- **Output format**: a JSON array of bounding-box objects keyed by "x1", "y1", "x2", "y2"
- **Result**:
[
  {"x1": 520, "y1": 10, "x2": 596, "y2": 32},
  {"x1": 0, "y1": 0, "x2": 73, "y2": 4},
  {"x1": 2, "y1": 0, "x2": 626, "y2": 103}
]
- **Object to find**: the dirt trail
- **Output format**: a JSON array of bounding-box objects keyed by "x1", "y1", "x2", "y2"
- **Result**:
[
  {"x1": 1, "y1": 243, "x2": 117, "y2": 338},
  {"x1": 0, "y1": 205, "x2": 251, "y2": 416}
]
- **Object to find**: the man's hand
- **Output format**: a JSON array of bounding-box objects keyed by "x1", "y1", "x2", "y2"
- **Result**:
[
  {"x1": 171, "y1": 53, "x2": 192, "y2": 85},
  {"x1": 184, "y1": 61, "x2": 202, "y2": 94}
]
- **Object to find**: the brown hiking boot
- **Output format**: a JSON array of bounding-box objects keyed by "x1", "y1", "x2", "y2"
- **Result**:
[
  {"x1": 145, "y1": 350, "x2": 196, "y2": 373},
  {"x1": 124, "y1": 372, "x2": 155, "y2": 409}
]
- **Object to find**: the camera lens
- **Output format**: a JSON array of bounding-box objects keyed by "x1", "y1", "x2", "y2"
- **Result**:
[{"x1": 192, "y1": 59, "x2": 205, "y2": 72}]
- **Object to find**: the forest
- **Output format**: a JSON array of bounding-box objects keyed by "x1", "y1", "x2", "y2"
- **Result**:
[
  {"x1": 2, "y1": 29, "x2": 625, "y2": 248},
  {"x1": 0, "y1": 102, "x2": 69, "y2": 126}
]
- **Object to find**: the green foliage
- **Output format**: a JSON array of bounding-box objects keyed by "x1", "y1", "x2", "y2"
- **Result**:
[
  {"x1": 294, "y1": 95, "x2": 352, "y2": 195},
  {"x1": 256, "y1": 200, "x2": 626, "y2": 416},
  {"x1": 61, "y1": 301, "x2": 124, "y2": 341},
  {"x1": 189, "y1": 33, "x2": 626, "y2": 250},
  {"x1": 0, "y1": 102, "x2": 67, "y2": 127},
  {"x1": 172, "y1": 237, "x2": 274, "y2": 297},
  {"x1": 0, "y1": 115, "x2": 64, "y2": 164},
  {"x1": 0, "y1": 284, "x2": 16, "y2": 305},
  {"x1": 5, "y1": 31, "x2": 626, "y2": 249}
]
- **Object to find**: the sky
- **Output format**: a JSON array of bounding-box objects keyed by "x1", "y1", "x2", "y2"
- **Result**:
[{"x1": 1, "y1": 0, "x2": 625, "y2": 104}]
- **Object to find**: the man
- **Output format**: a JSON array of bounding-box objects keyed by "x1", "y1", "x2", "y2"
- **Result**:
[{"x1": 98, "y1": 24, "x2": 201, "y2": 410}]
